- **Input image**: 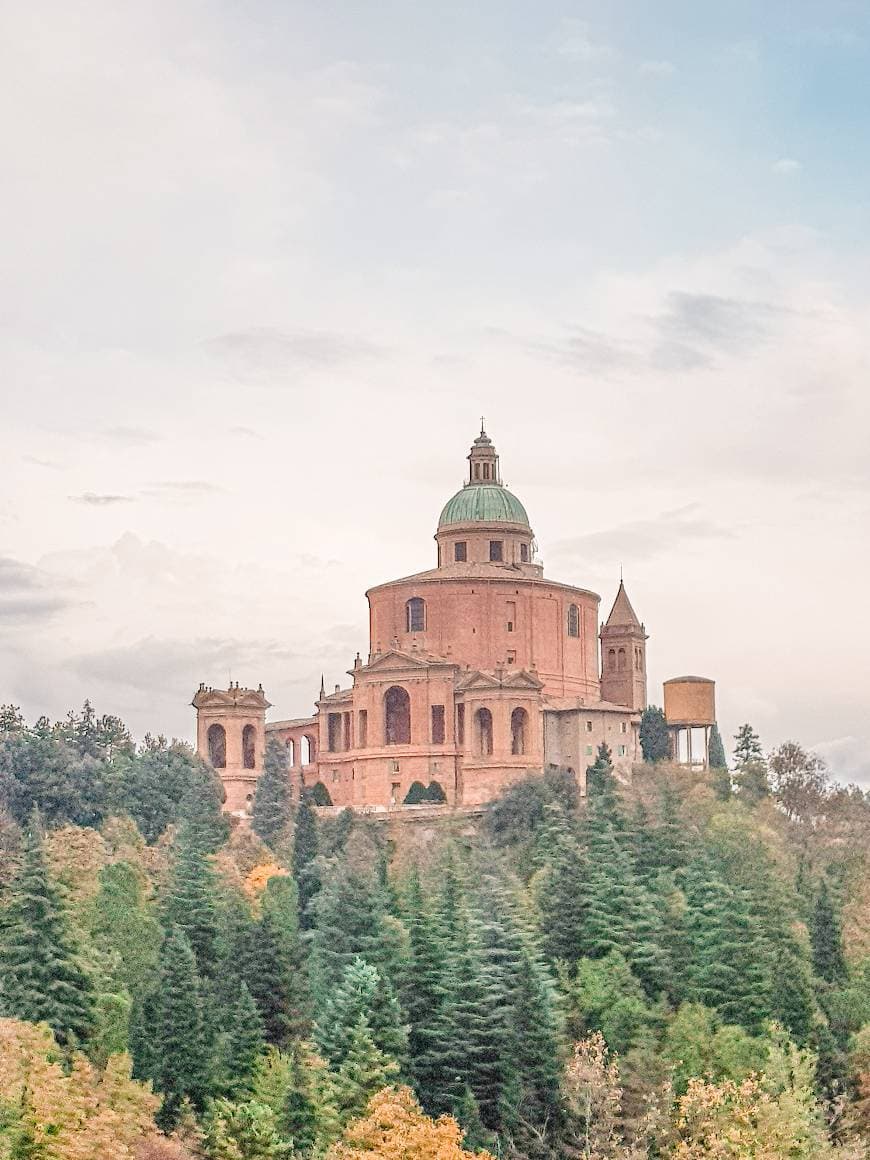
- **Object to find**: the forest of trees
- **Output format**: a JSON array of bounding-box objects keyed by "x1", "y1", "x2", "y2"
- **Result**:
[{"x1": 1, "y1": 700, "x2": 870, "y2": 1158}]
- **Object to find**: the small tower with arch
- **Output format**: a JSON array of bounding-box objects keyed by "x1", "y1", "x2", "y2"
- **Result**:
[
  {"x1": 599, "y1": 579, "x2": 648, "y2": 710},
  {"x1": 192, "y1": 682, "x2": 271, "y2": 818}
]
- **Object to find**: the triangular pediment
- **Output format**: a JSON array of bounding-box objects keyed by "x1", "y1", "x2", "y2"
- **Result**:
[
  {"x1": 360, "y1": 649, "x2": 446, "y2": 675},
  {"x1": 455, "y1": 668, "x2": 543, "y2": 693}
]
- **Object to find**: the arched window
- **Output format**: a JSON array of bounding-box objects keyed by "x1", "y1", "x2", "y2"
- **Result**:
[
  {"x1": 475, "y1": 707, "x2": 493, "y2": 756},
  {"x1": 567, "y1": 604, "x2": 580, "y2": 637},
  {"x1": 384, "y1": 686, "x2": 411, "y2": 745},
  {"x1": 608, "y1": 648, "x2": 617, "y2": 672},
  {"x1": 300, "y1": 734, "x2": 315, "y2": 765},
  {"x1": 511, "y1": 707, "x2": 528, "y2": 756},
  {"x1": 286, "y1": 737, "x2": 295, "y2": 766},
  {"x1": 406, "y1": 597, "x2": 426, "y2": 633},
  {"x1": 207, "y1": 723, "x2": 226, "y2": 769},
  {"x1": 618, "y1": 647, "x2": 626, "y2": 672},
  {"x1": 242, "y1": 724, "x2": 256, "y2": 769}
]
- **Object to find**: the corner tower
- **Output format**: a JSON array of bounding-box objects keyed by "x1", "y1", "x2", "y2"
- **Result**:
[
  {"x1": 192, "y1": 682, "x2": 271, "y2": 817},
  {"x1": 599, "y1": 580, "x2": 648, "y2": 710}
]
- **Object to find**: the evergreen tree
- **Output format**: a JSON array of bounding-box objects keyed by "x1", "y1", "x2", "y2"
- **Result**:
[
  {"x1": 162, "y1": 820, "x2": 220, "y2": 981},
  {"x1": 177, "y1": 757, "x2": 229, "y2": 853},
  {"x1": 315, "y1": 955, "x2": 408, "y2": 1071},
  {"x1": 708, "y1": 723, "x2": 727, "y2": 770},
  {"x1": 292, "y1": 796, "x2": 320, "y2": 930},
  {"x1": 586, "y1": 741, "x2": 618, "y2": 805},
  {"x1": 538, "y1": 831, "x2": 587, "y2": 963},
  {"x1": 332, "y1": 1015, "x2": 399, "y2": 1124},
  {"x1": 222, "y1": 982, "x2": 266, "y2": 1098},
  {"x1": 153, "y1": 927, "x2": 214, "y2": 1129},
  {"x1": 88, "y1": 860, "x2": 162, "y2": 1000},
  {"x1": 508, "y1": 947, "x2": 563, "y2": 1142},
  {"x1": 733, "y1": 723, "x2": 763, "y2": 767},
  {"x1": 399, "y1": 869, "x2": 448, "y2": 1093},
  {"x1": 639, "y1": 706, "x2": 670, "y2": 763},
  {"x1": 0, "y1": 813, "x2": 94, "y2": 1045},
  {"x1": 253, "y1": 738, "x2": 294, "y2": 849},
  {"x1": 242, "y1": 875, "x2": 310, "y2": 1048},
  {"x1": 810, "y1": 879, "x2": 848, "y2": 985},
  {"x1": 309, "y1": 870, "x2": 389, "y2": 997}
]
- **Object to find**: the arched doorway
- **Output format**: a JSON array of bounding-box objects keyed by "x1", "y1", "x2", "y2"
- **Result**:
[
  {"x1": 207, "y1": 723, "x2": 226, "y2": 768},
  {"x1": 475, "y1": 707, "x2": 493, "y2": 756},
  {"x1": 510, "y1": 707, "x2": 528, "y2": 756},
  {"x1": 384, "y1": 686, "x2": 411, "y2": 745}
]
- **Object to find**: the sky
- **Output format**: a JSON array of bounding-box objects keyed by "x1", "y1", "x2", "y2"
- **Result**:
[{"x1": 1, "y1": 1, "x2": 869, "y2": 783}]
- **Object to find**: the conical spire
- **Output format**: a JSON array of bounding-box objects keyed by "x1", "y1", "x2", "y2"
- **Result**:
[{"x1": 605, "y1": 579, "x2": 642, "y2": 628}]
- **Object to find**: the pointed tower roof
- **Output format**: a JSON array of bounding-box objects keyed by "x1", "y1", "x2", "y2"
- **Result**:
[{"x1": 605, "y1": 579, "x2": 642, "y2": 628}]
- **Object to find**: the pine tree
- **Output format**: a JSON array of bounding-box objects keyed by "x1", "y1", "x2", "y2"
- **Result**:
[
  {"x1": 586, "y1": 741, "x2": 618, "y2": 805},
  {"x1": 242, "y1": 875, "x2": 311, "y2": 1048},
  {"x1": 332, "y1": 1015, "x2": 399, "y2": 1124},
  {"x1": 292, "y1": 796, "x2": 320, "y2": 930},
  {"x1": 253, "y1": 739, "x2": 294, "y2": 849},
  {"x1": 733, "y1": 724, "x2": 763, "y2": 767},
  {"x1": 0, "y1": 813, "x2": 94, "y2": 1045},
  {"x1": 639, "y1": 706, "x2": 670, "y2": 763},
  {"x1": 153, "y1": 927, "x2": 214, "y2": 1129},
  {"x1": 177, "y1": 758, "x2": 229, "y2": 853},
  {"x1": 399, "y1": 869, "x2": 448, "y2": 1093},
  {"x1": 222, "y1": 982, "x2": 266, "y2": 1098},
  {"x1": 810, "y1": 879, "x2": 848, "y2": 985},
  {"x1": 309, "y1": 870, "x2": 389, "y2": 998},
  {"x1": 538, "y1": 830, "x2": 588, "y2": 963}
]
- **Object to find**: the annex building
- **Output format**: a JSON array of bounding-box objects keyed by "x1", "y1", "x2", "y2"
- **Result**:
[{"x1": 193, "y1": 426, "x2": 652, "y2": 816}]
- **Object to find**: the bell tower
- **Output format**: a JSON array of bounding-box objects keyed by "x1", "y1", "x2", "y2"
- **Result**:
[
  {"x1": 192, "y1": 682, "x2": 271, "y2": 818},
  {"x1": 599, "y1": 580, "x2": 648, "y2": 710}
]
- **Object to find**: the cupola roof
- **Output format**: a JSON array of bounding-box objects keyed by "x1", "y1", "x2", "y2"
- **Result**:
[{"x1": 437, "y1": 423, "x2": 532, "y2": 529}]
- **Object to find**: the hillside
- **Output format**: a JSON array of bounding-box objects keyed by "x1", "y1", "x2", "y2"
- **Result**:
[{"x1": 0, "y1": 701, "x2": 869, "y2": 1158}]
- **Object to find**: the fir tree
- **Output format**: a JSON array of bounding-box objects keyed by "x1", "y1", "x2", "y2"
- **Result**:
[
  {"x1": 153, "y1": 927, "x2": 214, "y2": 1129},
  {"x1": 177, "y1": 758, "x2": 229, "y2": 853},
  {"x1": 292, "y1": 795, "x2": 320, "y2": 930},
  {"x1": 733, "y1": 723, "x2": 763, "y2": 767},
  {"x1": 243, "y1": 875, "x2": 311, "y2": 1048},
  {"x1": 332, "y1": 1015, "x2": 399, "y2": 1124},
  {"x1": 310, "y1": 870, "x2": 389, "y2": 998},
  {"x1": 315, "y1": 955, "x2": 408, "y2": 1071},
  {"x1": 810, "y1": 879, "x2": 848, "y2": 985},
  {"x1": 399, "y1": 869, "x2": 448, "y2": 1093},
  {"x1": 538, "y1": 830, "x2": 588, "y2": 963},
  {"x1": 222, "y1": 982, "x2": 266, "y2": 1098},
  {"x1": 639, "y1": 706, "x2": 670, "y2": 763},
  {"x1": 162, "y1": 820, "x2": 220, "y2": 981},
  {"x1": 0, "y1": 813, "x2": 94, "y2": 1045},
  {"x1": 252, "y1": 739, "x2": 294, "y2": 849}
]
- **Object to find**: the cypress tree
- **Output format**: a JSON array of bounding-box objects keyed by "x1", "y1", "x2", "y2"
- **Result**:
[
  {"x1": 708, "y1": 724, "x2": 727, "y2": 770},
  {"x1": 222, "y1": 982, "x2": 266, "y2": 1098},
  {"x1": 252, "y1": 738, "x2": 294, "y2": 849},
  {"x1": 639, "y1": 706, "x2": 670, "y2": 763},
  {"x1": 292, "y1": 795, "x2": 320, "y2": 930},
  {"x1": 0, "y1": 813, "x2": 94, "y2": 1046},
  {"x1": 154, "y1": 927, "x2": 214, "y2": 1129},
  {"x1": 810, "y1": 879, "x2": 848, "y2": 985}
]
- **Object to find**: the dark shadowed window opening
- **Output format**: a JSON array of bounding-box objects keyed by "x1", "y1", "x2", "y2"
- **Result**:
[
  {"x1": 242, "y1": 724, "x2": 256, "y2": 769},
  {"x1": 489, "y1": 540, "x2": 503, "y2": 562},
  {"x1": 406, "y1": 597, "x2": 426, "y2": 632},
  {"x1": 618, "y1": 647, "x2": 626, "y2": 672},
  {"x1": 328, "y1": 713, "x2": 342, "y2": 752},
  {"x1": 567, "y1": 604, "x2": 580, "y2": 637},
  {"x1": 207, "y1": 723, "x2": 226, "y2": 768},
  {"x1": 384, "y1": 686, "x2": 411, "y2": 745},
  {"x1": 454, "y1": 541, "x2": 467, "y2": 562},
  {"x1": 520, "y1": 543, "x2": 529, "y2": 562},
  {"x1": 475, "y1": 707, "x2": 493, "y2": 755},
  {"x1": 343, "y1": 712, "x2": 351, "y2": 750},
  {"x1": 511, "y1": 707, "x2": 528, "y2": 756},
  {"x1": 431, "y1": 704, "x2": 445, "y2": 744},
  {"x1": 358, "y1": 709, "x2": 368, "y2": 747}
]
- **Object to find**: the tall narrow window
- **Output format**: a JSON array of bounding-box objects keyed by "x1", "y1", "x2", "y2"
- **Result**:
[
  {"x1": 358, "y1": 709, "x2": 368, "y2": 747},
  {"x1": 456, "y1": 703, "x2": 465, "y2": 745},
  {"x1": 510, "y1": 707, "x2": 527, "y2": 756},
  {"x1": 431, "y1": 705, "x2": 445, "y2": 744},
  {"x1": 567, "y1": 604, "x2": 580, "y2": 637},
  {"x1": 328, "y1": 713, "x2": 342, "y2": 752},
  {"x1": 474, "y1": 463, "x2": 481, "y2": 479},
  {"x1": 343, "y1": 712, "x2": 351, "y2": 750},
  {"x1": 475, "y1": 708, "x2": 493, "y2": 755},
  {"x1": 618, "y1": 648, "x2": 626, "y2": 672},
  {"x1": 482, "y1": 462, "x2": 490, "y2": 479},
  {"x1": 520, "y1": 543, "x2": 529, "y2": 562},
  {"x1": 384, "y1": 686, "x2": 411, "y2": 745},
  {"x1": 207, "y1": 723, "x2": 226, "y2": 769},
  {"x1": 608, "y1": 648, "x2": 616, "y2": 672},
  {"x1": 242, "y1": 724, "x2": 256, "y2": 769},
  {"x1": 406, "y1": 597, "x2": 426, "y2": 632},
  {"x1": 454, "y1": 541, "x2": 467, "y2": 562},
  {"x1": 489, "y1": 540, "x2": 503, "y2": 562}
]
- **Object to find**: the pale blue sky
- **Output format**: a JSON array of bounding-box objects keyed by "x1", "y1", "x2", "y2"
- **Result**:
[{"x1": 1, "y1": 2, "x2": 868, "y2": 782}]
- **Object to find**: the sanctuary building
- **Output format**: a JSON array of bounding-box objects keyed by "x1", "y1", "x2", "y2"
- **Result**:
[{"x1": 193, "y1": 427, "x2": 651, "y2": 816}]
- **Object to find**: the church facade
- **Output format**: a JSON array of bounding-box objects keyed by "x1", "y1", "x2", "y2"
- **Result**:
[{"x1": 193, "y1": 427, "x2": 649, "y2": 815}]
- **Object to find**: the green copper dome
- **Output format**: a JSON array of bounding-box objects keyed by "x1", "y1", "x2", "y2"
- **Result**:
[{"x1": 438, "y1": 484, "x2": 530, "y2": 528}]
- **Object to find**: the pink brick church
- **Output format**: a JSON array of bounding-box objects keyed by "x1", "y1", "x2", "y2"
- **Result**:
[{"x1": 193, "y1": 426, "x2": 650, "y2": 816}]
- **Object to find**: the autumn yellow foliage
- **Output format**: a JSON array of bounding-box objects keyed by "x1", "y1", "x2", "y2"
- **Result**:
[
  {"x1": 326, "y1": 1086, "x2": 493, "y2": 1160},
  {"x1": 0, "y1": 1018, "x2": 164, "y2": 1160},
  {"x1": 244, "y1": 861, "x2": 289, "y2": 898}
]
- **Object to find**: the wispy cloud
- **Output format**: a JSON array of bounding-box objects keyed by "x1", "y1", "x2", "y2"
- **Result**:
[
  {"x1": 550, "y1": 506, "x2": 733, "y2": 567},
  {"x1": 206, "y1": 327, "x2": 386, "y2": 384},
  {"x1": 554, "y1": 19, "x2": 613, "y2": 63},
  {"x1": 773, "y1": 157, "x2": 802, "y2": 174},
  {"x1": 101, "y1": 426, "x2": 162, "y2": 445},
  {"x1": 69, "y1": 492, "x2": 135, "y2": 506},
  {"x1": 0, "y1": 556, "x2": 77, "y2": 625}
]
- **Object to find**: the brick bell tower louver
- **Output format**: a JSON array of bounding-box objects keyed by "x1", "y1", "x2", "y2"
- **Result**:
[{"x1": 599, "y1": 579, "x2": 648, "y2": 711}]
